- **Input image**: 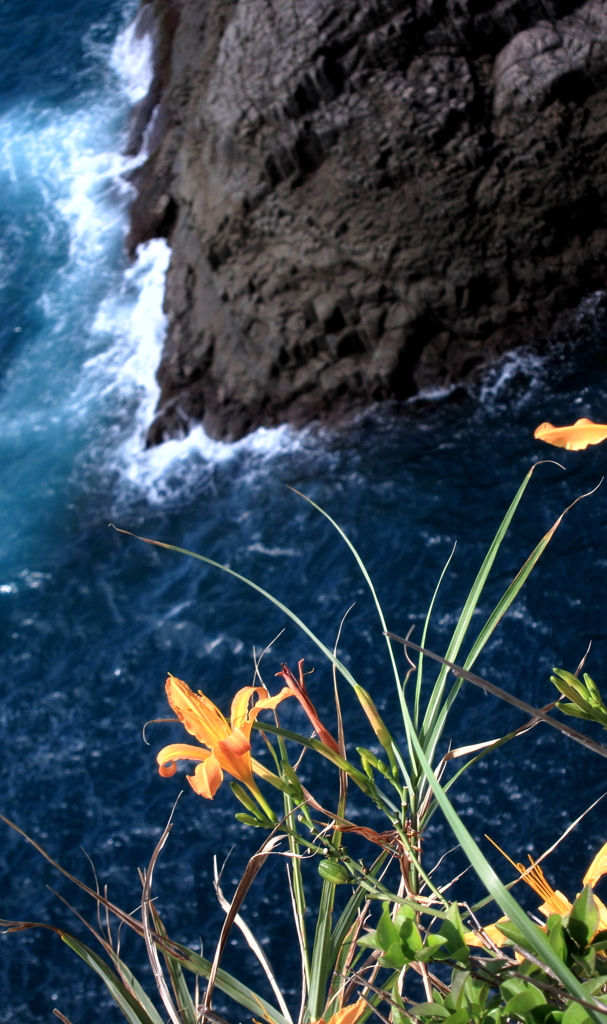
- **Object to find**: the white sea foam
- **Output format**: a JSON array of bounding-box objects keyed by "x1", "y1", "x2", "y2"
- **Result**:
[{"x1": 110, "y1": 12, "x2": 155, "y2": 104}]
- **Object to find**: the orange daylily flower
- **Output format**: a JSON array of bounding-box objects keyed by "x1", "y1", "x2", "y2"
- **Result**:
[
  {"x1": 312, "y1": 999, "x2": 366, "y2": 1024},
  {"x1": 157, "y1": 674, "x2": 292, "y2": 799},
  {"x1": 276, "y1": 660, "x2": 341, "y2": 754},
  {"x1": 534, "y1": 418, "x2": 607, "y2": 450}
]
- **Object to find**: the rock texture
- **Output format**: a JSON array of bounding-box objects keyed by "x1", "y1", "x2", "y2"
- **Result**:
[{"x1": 129, "y1": 0, "x2": 607, "y2": 443}]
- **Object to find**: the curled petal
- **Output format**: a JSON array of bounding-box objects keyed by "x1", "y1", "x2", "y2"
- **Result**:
[
  {"x1": 230, "y1": 686, "x2": 269, "y2": 732},
  {"x1": 534, "y1": 418, "x2": 607, "y2": 451},
  {"x1": 189, "y1": 754, "x2": 224, "y2": 799},
  {"x1": 165, "y1": 674, "x2": 230, "y2": 746},
  {"x1": 252, "y1": 686, "x2": 293, "y2": 713},
  {"x1": 157, "y1": 742, "x2": 211, "y2": 777}
]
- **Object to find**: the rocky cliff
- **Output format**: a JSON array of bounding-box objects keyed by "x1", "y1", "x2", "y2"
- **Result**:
[{"x1": 128, "y1": 0, "x2": 607, "y2": 443}]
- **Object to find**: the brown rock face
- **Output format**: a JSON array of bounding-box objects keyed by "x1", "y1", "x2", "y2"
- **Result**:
[{"x1": 130, "y1": 0, "x2": 607, "y2": 443}]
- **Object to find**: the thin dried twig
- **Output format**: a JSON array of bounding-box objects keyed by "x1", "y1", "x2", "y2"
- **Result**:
[
  {"x1": 141, "y1": 796, "x2": 183, "y2": 1024},
  {"x1": 213, "y1": 858, "x2": 293, "y2": 1023}
]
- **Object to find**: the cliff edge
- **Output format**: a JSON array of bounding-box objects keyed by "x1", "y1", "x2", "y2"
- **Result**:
[{"x1": 129, "y1": 0, "x2": 607, "y2": 443}]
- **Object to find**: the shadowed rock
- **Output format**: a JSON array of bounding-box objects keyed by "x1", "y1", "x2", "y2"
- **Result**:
[{"x1": 129, "y1": 0, "x2": 607, "y2": 443}]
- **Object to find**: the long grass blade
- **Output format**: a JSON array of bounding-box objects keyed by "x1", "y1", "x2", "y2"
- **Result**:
[
  {"x1": 414, "y1": 545, "x2": 456, "y2": 732},
  {"x1": 421, "y1": 482, "x2": 598, "y2": 773}
]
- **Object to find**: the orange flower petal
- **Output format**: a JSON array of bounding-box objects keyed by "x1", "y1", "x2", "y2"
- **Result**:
[
  {"x1": 165, "y1": 674, "x2": 230, "y2": 746},
  {"x1": 157, "y1": 743, "x2": 211, "y2": 777},
  {"x1": 215, "y1": 729, "x2": 254, "y2": 786},
  {"x1": 584, "y1": 840, "x2": 607, "y2": 888},
  {"x1": 534, "y1": 419, "x2": 607, "y2": 451},
  {"x1": 188, "y1": 754, "x2": 224, "y2": 799}
]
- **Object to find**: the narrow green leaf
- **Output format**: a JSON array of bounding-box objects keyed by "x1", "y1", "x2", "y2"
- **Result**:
[
  {"x1": 307, "y1": 878, "x2": 336, "y2": 1021},
  {"x1": 107, "y1": 950, "x2": 165, "y2": 1024},
  {"x1": 62, "y1": 934, "x2": 159, "y2": 1024}
]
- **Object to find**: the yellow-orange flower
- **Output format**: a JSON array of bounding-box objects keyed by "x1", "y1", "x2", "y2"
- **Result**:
[
  {"x1": 534, "y1": 419, "x2": 607, "y2": 450},
  {"x1": 312, "y1": 999, "x2": 366, "y2": 1024},
  {"x1": 157, "y1": 674, "x2": 292, "y2": 799}
]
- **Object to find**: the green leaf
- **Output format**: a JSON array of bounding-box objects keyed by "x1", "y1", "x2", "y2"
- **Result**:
[
  {"x1": 504, "y1": 989, "x2": 547, "y2": 1021},
  {"x1": 376, "y1": 902, "x2": 400, "y2": 951},
  {"x1": 400, "y1": 917, "x2": 423, "y2": 959},
  {"x1": 568, "y1": 887, "x2": 599, "y2": 949},
  {"x1": 62, "y1": 934, "x2": 160, "y2": 1024},
  {"x1": 379, "y1": 941, "x2": 407, "y2": 969},
  {"x1": 547, "y1": 915, "x2": 568, "y2": 962},
  {"x1": 562, "y1": 1003, "x2": 592, "y2": 1024},
  {"x1": 442, "y1": 1011, "x2": 468, "y2": 1024}
]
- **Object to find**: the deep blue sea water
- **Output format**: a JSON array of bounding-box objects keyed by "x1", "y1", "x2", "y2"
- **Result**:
[{"x1": 2, "y1": 3, "x2": 607, "y2": 1021}]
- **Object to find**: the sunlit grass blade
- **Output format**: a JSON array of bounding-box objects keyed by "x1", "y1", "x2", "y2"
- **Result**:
[
  {"x1": 62, "y1": 933, "x2": 163, "y2": 1024},
  {"x1": 415, "y1": 544, "x2": 456, "y2": 732},
  {"x1": 421, "y1": 483, "x2": 598, "y2": 776},
  {"x1": 420, "y1": 466, "x2": 538, "y2": 746},
  {"x1": 285, "y1": 490, "x2": 417, "y2": 784}
]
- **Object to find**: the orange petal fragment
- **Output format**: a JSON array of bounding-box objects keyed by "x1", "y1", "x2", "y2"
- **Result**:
[
  {"x1": 157, "y1": 743, "x2": 211, "y2": 777},
  {"x1": 538, "y1": 889, "x2": 572, "y2": 917},
  {"x1": 328, "y1": 1000, "x2": 367, "y2": 1024},
  {"x1": 465, "y1": 919, "x2": 511, "y2": 948},
  {"x1": 189, "y1": 754, "x2": 224, "y2": 799},
  {"x1": 534, "y1": 418, "x2": 607, "y2": 451},
  {"x1": 584, "y1": 840, "x2": 607, "y2": 888}
]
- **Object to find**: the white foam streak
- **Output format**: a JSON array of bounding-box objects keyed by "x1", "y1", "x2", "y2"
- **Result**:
[{"x1": 111, "y1": 15, "x2": 154, "y2": 103}]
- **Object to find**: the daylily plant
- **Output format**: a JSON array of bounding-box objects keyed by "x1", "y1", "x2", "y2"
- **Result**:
[
  {"x1": 534, "y1": 418, "x2": 607, "y2": 450},
  {"x1": 157, "y1": 674, "x2": 292, "y2": 809}
]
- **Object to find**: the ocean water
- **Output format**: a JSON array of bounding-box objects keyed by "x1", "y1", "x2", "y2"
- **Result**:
[{"x1": 2, "y1": 3, "x2": 607, "y2": 1021}]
